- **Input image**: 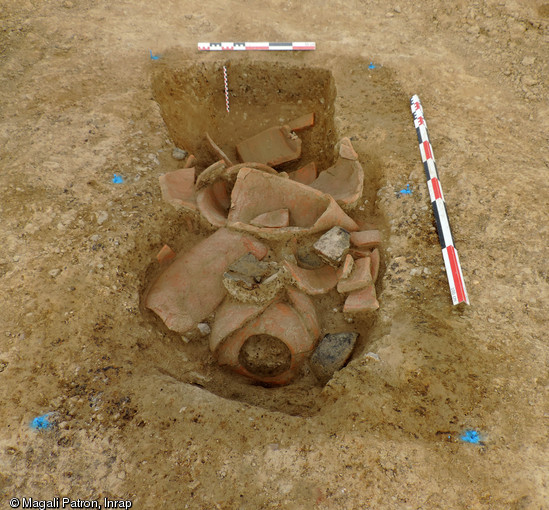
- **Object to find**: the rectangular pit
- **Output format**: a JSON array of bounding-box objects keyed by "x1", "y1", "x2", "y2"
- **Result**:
[{"x1": 152, "y1": 60, "x2": 338, "y2": 172}]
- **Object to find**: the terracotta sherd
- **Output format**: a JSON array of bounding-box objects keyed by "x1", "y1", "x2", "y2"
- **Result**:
[
  {"x1": 343, "y1": 283, "x2": 380, "y2": 313},
  {"x1": 159, "y1": 168, "x2": 197, "y2": 211},
  {"x1": 337, "y1": 256, "x2": 373, "y2": 294},
  {"x1": 145, "y1": 228, "x2": 267, "y2": 334},
  {"x1": 350, "y1": 229, "x2": 381, "y2": 248},
  {"x1": 228, "y1": 168, "x2": 358, "y2": 238}
]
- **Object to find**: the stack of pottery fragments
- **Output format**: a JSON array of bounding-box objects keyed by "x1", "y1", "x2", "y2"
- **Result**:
[{"x1": 145, "y1": 114, "x2": 380, "y2": 385}]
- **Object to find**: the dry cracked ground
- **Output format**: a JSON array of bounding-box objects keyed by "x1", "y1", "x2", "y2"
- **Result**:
[{"x1": 0, "y1": 0, "x2": 548, "y2": 509}]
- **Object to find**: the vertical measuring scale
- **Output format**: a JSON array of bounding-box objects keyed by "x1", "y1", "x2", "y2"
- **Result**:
[
  {"x1": 410, "y1": 96, "x2": 469, "y2": 305},
  {"x1": 223, "y1": 66, "x2": 229, "y2": 113}
]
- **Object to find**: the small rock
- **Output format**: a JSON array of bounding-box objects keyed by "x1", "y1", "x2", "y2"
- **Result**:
[
  {"x1": 521, "y1": 75, "x2": 538, "y2": 86},
  {"x1": 188, "y1": 371, "x2": 211, "y2": 384},
  {"x1": 96, "y1": 211, "x2": 108, "y2": 225},
  {"x1": 521, "y1": 56, "x2": 535, "y2": 66},
  {"x1": 197, "y1": 323, "x2": 211, "y2": 336},
  {"x1": 49, "y1": 269, "x2": 61, "y2": 278},
  {"x1": 466, "y1": 25, "x2": 480, "y2": 35},
  {"x1": 309, "y1": 332, "x2": 359, "y2": 383},
  {"x1": 12, "y1": 255, "x2": 20, "y2": 262},
  {"x1": 394, "y1": 6, "x2": 401, "y2": 13},
  {"x1": 148, "y1": 153, "x2": 160, "y2": 165},
  {"x1": 313, "y1": 227, "x2": 351, "y2": 266},
  {"x1": 172, "y1": 147, "x2": 188, "y2": 161},
  {"x1": 410, "y1": 268, "x2": 421, "y2": 276},
  {"x1": 364, "y1": 352, "x2": 380, "y2": 361}
]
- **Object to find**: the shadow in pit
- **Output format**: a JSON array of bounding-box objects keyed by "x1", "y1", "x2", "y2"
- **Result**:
[{"x1": 138, "y1": 53, "x2": 408, "y2": 417}]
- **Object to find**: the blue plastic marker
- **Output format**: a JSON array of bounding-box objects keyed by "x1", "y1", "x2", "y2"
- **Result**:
[
  {"x1": 400, "y1": 184, "x2": 412, "y2": 194},
  {"x1": 368, "y1": 62, "x2": 376, "y2": 69},
  {"x1": 30, "y1": 413, "x2": 53, "y2": 430},
  {"x1": 149, "y1": 50, "x2": 160, "y2": 61},
  {"x1": 112, "y1": 174, "x2": 124, "y2": 183},
  {"x1": 460, "y1": 429, "x2": 482, "y2": 444}
]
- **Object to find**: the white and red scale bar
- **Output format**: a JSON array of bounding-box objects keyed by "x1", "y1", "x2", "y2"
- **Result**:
[
  {"x1": 410, "y1": 95, "x2": 469, "y2": 305},
  {"x1": 198, "y1": 42, "x2": 316, "y2": 51}
]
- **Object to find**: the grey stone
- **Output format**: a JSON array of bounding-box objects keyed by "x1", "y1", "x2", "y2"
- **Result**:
[
  {"x1": 197, "y1": 323, "x2": 211, "y2": 336},
  {"x1": 313, "y1": 226, "x2": 350, "y2": 265},
  {"x1": 172, "y1": 147, "x2": 188, "y2": 161},
  {"x1": 309, "y1": 332, "x2": 359, "y2": 383}
]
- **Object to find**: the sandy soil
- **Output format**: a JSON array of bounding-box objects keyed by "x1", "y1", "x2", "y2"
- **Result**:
[{"x1": 1, "y1": 0, "x2": 548, "y2": 508}]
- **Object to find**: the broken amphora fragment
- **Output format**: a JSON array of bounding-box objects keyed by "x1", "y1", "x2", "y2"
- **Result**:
[
  {"x1": 287, "y1": 112, "x2": 315, "y2": 132},
  {"x1": 350, "y1": 229, "x2": 381, "y2": 249},
  {"x1": 215, "y1": 300, "x2": 319, "y2": 385},
  {"x1": 289, "y1": 161, "x2": 317, "y2": 185},
  {"x1": 145, "y1": 228, "x2": 267, "y2": 334},
  {"x1": 159, "y1": 168, "x2": 197, "y2": 211},
  {"x1": 236, "y1": 125, "x2": 302, "y2": 167},
  {"x1": 250, "y1": 208, "x2": 290, "y2": 228},
  {"x1": 310, "y1": 137, "x2": 364, "y2": 209},
  {"x1": 283, "y1": 260, "x2": 338, "y2": 295},
  {"x1": 343, "y1": 283, "x2": 379, "y2": 313},
  {"x1": 196, "y1": 179, "x2": 231, "y2": 227},
  {"x1": 336, "y1": 256, "x2": 373, "y2": 294},
  {"x1": 228, "y1": 168, "x2": 358, "y2": 238},
  {"x1": 205, "y1": 132, "x2": 233, "y2": 166}
]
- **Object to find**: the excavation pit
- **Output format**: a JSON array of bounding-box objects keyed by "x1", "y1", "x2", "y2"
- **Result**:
[
  {"x1": 152, "y1": 59, "x2": 338, "y2": 173},
  {"x1": 142, "y1": 54, "x2": 404, "y2": 415}
]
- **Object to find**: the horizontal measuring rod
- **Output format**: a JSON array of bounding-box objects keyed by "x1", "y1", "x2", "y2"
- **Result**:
[
  {"x1": 410, "y1": 95, "x2": 469, "y2": 305},
  {"x1": 198, "y1": 42, "x2": 316, "y2": 51}
]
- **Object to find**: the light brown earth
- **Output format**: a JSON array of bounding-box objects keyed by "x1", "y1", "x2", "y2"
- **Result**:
[{"x1": 1, "y1": 0, "x2": 548, "y2": 508}]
